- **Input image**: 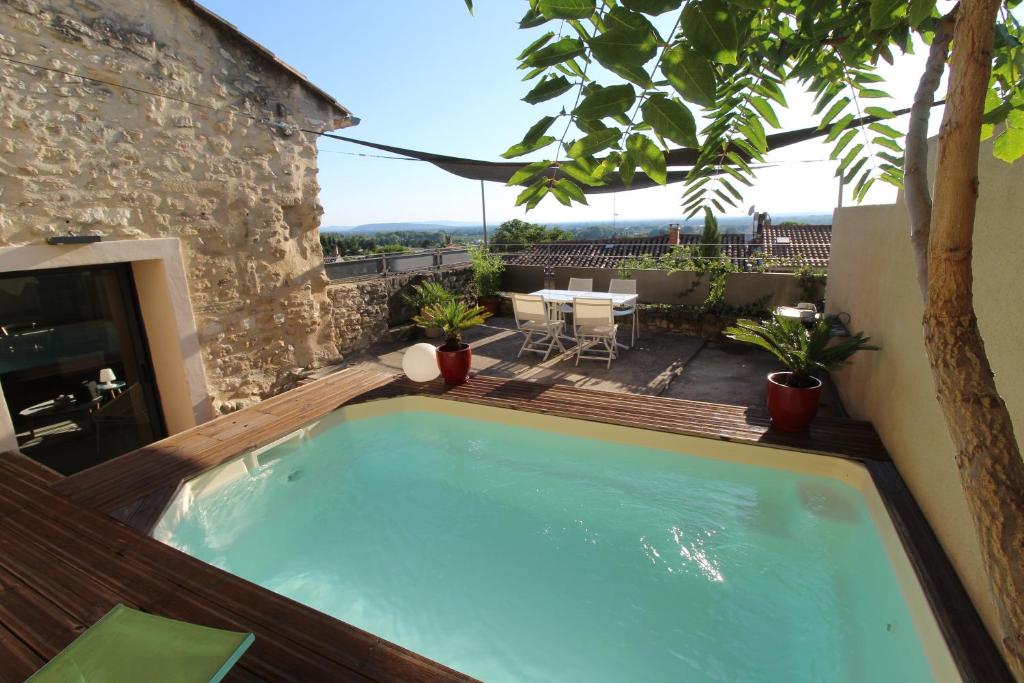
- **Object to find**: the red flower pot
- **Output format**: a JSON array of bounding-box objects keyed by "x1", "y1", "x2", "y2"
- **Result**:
[
  {"x1": 436, "y1": 343, "x2": 472, "y2": 385},
  {"x1": 766, "y1": 371, "x2": 823, "y2": 432}
]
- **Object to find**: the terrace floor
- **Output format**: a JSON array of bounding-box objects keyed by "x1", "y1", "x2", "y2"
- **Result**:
[{"x1": 325, "y1": 316, "x2": 845, "y2": 416}]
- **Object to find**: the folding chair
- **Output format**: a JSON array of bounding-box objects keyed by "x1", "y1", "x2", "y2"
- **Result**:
[
  {"x1": 608, "y1": 278, "x2": 639, "y2": 348},
  {"x1": 512, "y1": 293, "x2": 566, "y2": 361},
  {"x1": 560, "y1": 277, "x2": 594, "y2": 317},
  {"x1": 572, "y1": 297, "x2": 619, "y2": 369}
]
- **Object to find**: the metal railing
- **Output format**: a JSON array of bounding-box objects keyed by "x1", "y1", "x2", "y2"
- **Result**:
[{"x1": 324, "y1": 247, "x2": 471, "y2": 281}]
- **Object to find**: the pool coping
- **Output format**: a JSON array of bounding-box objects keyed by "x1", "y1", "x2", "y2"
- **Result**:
[{"x1": 51, "y1": 368, "x2": 1013, "y2": 682}]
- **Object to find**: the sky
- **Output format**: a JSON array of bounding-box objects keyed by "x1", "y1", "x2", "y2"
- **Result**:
[{"x1": 200, "y1": 1, "x2": 948, "y2": 227}]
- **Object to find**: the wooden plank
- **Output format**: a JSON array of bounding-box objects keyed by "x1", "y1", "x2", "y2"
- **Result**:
[
  {"x1": 0, "y1": 451, "x2": 62, "y2": 485},
  {"x1": 54, "y1": 369, "x2": 395, "y2": 513},
  {"x1": 865, "y1": 461, "x2": 1013, "y2": 683},
  {"x1": 0, "y1": 622, "x2": 44, "y2": 683},
  {"x1": 359, "y1": 376, "x2": 889, "y2": 461}
]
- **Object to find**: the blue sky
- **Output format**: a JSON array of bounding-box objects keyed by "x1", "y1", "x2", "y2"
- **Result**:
[{"x1": 202, "y1": 1, "x2": 944, "y2": 227}]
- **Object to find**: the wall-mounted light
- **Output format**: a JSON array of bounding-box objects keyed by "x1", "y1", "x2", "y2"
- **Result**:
[{"x1": 46, "y1": 232, "x2": 102, "y2": 245}]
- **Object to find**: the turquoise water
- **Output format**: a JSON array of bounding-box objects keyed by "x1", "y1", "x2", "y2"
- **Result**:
[{"x1": 158, "y1": 410, "x2": 938, "y2": 682}]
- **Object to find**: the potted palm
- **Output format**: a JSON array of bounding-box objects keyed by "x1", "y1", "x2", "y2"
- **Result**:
[
  {"x1": 470, "y1": 246, "x2": 504, "y2": 316},
  {"x1": 414, "y1": 299, "x2": 491, "y2": 385},
  {"x1": 403, "y1": 281, "x2": 453, "y2": 338},
  {"x1": 725, "y1": 314, "x2": 878, "y2": 432}
]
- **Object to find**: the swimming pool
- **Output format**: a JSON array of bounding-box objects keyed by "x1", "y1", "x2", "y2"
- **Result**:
[{"x1": 154, "y1": 397, "x2": 958, "y2": 682}]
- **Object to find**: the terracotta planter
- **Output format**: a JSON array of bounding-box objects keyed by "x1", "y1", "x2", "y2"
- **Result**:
[
  {"x1": 478, "y1": 296, "x2": 501, "y2": 317},
  {"x1": 436, "y1": 342, "x2": 472, "y2": 385},
  {"x1": 765, "y1": 371, "x2": 823, "y2": 432}
]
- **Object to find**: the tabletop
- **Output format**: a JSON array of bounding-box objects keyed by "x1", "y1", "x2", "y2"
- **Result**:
[{"x1": 530, "y1": 289, "x2": 638, "y2": 306}]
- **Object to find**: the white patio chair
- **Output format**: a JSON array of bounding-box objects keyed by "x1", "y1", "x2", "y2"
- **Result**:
[
  {"x1": 572, "y1": 297, "x2": 618, "y2": 369},
  {"x1": 560, "y1": 277, "x2": 594, "y2": 317},
  {"x1": 608, "y1": 278, "x2": 639, "y2": 348},
  {"x1": 512, "y1": 293, "x2": 566, "y2": 361}
]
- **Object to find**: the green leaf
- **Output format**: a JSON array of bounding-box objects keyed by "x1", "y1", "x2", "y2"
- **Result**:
[
  {"x1": 524, "y1": 115, "x2": 558, "y2": 145},
  {"x1": 737, "y1": 117, "x2": 767, "y2": 153},
  {"x1": 681, "y1": 0, "x2": 738, "y2": 65},
  {"x1": 829, "y1": 129, "x2": 858, "y2": 160},
  {"x1": 993, "y1": 127, "x2": 1024, "y2": 162},
  {"x1": 869, "y1": 0, "x2": 906, "y2": 30},
  {"x1": 872, "y1": 136, "x2": 903, "y2": 153},
  {"x1": 908, "y1": 0, "x2": 935, "y2": 26},
  {"x1": 507, "y1": 160, "x2": 552, "y2": 186},
  {"x1": 864, "y1": 106, "x2": 895, "y2": 120},
  {"x1": 868, "y1": 122, "x2": 902, "y2": 138},
  {"x1": 819, "y1": 97, "x2": 851, "y2": 129},
  {"x1": 463, "y1": 0, "x2": 473, "y2": 15},
  {"x1": 567, "y1": 128, "x2": 622, "y2": 157},
  {"x1": 523, "y1": 75, "x2": 573, "y2": 104},
  {"x1": 605, "y1": 62, "x2": 654, "y2": 89},
  {"x1": 502, "y1": 118, "x2": 558, "y2": 159},
  {"x1": 641, "y1": 95, "x2": 698, "y2": 147},
  {"x1": 549, "y1": 182, "x2": 573, "y2": 206},
  {"x1": 502, "y1": 136, "x2": 555, "y2": 159},
  {"x1": 538, "y1": 0, "x2": 596, "y2": 19},
  {"x1": 522, "y1": 37, "x2": 585, "y2": 69},
  {"x1": 619, "y1": 150, "x2": 637, "y2": 186},
  {"x1": 558, "y1": 160, "x2": 607, "y2": 186},
  {"x1": 661, "y1": 46, "x2": 717, "y2": 108},
  {"x1": 573, "y1": 84, "x2": 636, "y2": 119},
  {"x1": 517, "y1": 32, "x2": 555, "y2": 60},
  {"x1": 621, "y1": 0, "x2": 680, "y2": 15},
  {"x1": 590, "y1": 7, "x2": 660, "y2": 67},
  {"x1": 627, "y1": 134, "x2": 667, "y2": 184},
  {"x1": 751, "y1": 97, "x2": 781, "y2": 129},
  {"x1": 519, "y1": 7, "x2": 548, "y2": 29},
  {"x1": 576, "y1": 118, "x2": 610, "y2": 135},
  {"x1": 554, "y1": 178, "x2": 588, "y2": 204},
  {"x1": 515, "y1": 178, "x2": 548, "y2": 206}
]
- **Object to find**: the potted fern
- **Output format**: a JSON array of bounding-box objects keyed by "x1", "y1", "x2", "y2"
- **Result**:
[
  {"x1": 403, "y1": 281, "x2": 453, "y2": 338},
  {"x1": 725, "y1": 314, "x2": 878, "y2": 431},
  {"x1": 414, "y1": 299, "x2": 491, "y2": 385}
]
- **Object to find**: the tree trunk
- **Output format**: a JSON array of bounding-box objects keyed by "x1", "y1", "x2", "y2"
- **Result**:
[
  {"x1": 926, "y1": 0, "x2": 1024, "y2": 676},
  {"x1": 904, "y1": 13, "x2": 954, "y2": 298}
]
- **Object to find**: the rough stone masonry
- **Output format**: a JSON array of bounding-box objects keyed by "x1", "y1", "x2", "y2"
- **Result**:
[{"x1": 0, "y1": 0, "x2": 355, "y2": 412}]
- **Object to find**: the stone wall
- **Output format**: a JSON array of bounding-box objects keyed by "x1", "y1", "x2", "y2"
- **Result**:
[
  {"x1": 327, "y1": 266, "x2": 474, "y2": 354},
  {"x1": 0, "y1": 0, "x2": 353, "y2": 412}
]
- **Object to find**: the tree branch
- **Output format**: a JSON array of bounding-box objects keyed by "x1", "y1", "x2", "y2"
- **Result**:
[{"x1": 905, "y1": 9, "x2": 957, "y2": 298}]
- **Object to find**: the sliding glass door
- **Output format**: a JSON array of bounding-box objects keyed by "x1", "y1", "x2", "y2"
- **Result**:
[{"x1": 0, "y1": 264, "x2": 165, "y2": 474}]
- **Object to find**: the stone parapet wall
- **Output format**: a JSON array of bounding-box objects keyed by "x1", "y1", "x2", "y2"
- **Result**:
[
  {"x1": 0, "y1": 0, "x2": 351, "y2": 412},
  {"x1": 637, "y1": 307, "x2": 740, "y2": 339},
  {"x1": 327, "y1": 265, "x2": 473, "y2": 355}
]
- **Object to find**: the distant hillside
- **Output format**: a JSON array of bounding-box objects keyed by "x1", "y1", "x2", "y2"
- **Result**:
[
  {"x1": 319, "y1": 211, "x2": 833, "y2": 236},
  {"x1": 321, "y1": 221, "x2": 480, "y2": 234}
]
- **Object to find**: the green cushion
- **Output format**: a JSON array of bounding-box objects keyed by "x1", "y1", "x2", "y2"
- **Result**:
[{"x1": 27, "y1": 604, "x2": 254, "y2": 683}]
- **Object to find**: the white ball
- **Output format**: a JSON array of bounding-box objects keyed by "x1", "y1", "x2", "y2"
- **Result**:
[{"x1": 402, "y1": 343, "x2": 440, "y2": 382}]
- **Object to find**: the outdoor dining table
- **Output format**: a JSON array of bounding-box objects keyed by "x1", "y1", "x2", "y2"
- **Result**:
[{"x1": 529, "y1": 288, "x2": 639, "y2": 349}]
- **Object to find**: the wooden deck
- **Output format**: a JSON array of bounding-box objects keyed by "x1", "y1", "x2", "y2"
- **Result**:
[
  {"x1": 0, "y1": 451, "x2": 475, "y2": 682},
  {"x1": 6, "y1": 368, "x2": 1012, "y2": 681}
]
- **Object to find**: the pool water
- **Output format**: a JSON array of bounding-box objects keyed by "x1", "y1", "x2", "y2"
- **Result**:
[{"x1": 156, "y1": 408, "x2": 940, "y2": 682}]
